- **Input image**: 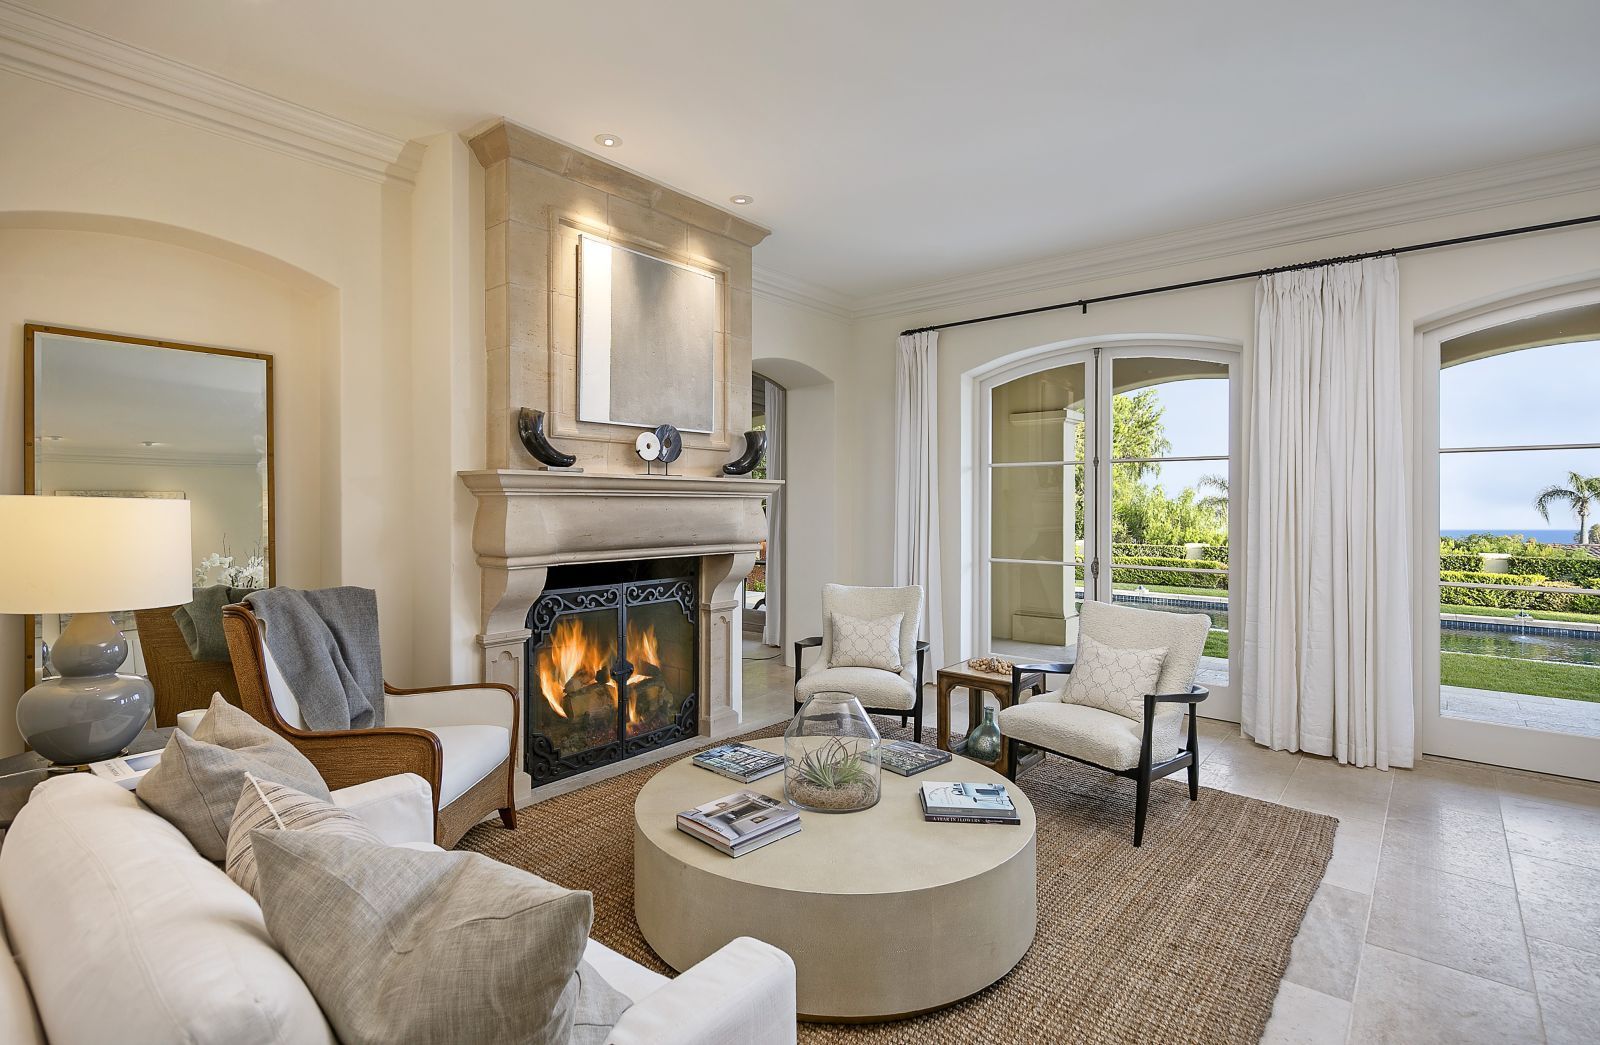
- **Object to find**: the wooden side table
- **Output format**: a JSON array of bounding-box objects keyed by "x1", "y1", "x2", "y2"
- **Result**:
[{"x1": 935, "y1": 661, "x2": 1046, "y2": 761}]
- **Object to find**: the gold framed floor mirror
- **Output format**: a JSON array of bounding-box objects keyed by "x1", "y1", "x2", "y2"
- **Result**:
[{"x1": 21, "y1": 323, "x2": 275, "y2": 691}]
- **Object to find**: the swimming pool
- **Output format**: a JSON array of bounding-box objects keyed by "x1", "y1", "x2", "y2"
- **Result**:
[{"x1": 1104, "y1": 591, "x2": 1600, "y2": 669}]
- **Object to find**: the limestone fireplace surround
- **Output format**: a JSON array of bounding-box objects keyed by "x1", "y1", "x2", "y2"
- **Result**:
[{"x1": 462, "y1": 469, "x2": 781, "y2": 796}]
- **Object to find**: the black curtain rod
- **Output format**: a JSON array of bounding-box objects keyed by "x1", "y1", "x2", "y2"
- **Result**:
[{"x1": 900, "y1": 213, "x2": 1600, "y2": 337}]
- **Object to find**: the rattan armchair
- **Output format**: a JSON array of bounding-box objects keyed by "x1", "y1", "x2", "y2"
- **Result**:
[
  {"x1": 221, "y1": 603, "x2": 519, "y2": 848},
  {"x1": 133, "y1": 606, "x2": 242, "y2": 727}
]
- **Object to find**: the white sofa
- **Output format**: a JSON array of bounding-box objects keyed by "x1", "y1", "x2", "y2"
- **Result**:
[{"x1": 0, "y1": 773, "x2": 797, "y2": 1045}]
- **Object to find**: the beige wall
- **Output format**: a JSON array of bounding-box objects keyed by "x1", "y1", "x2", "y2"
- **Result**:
[{"x1": 0, "y1": 68, "x2": 422, "y2": 754}]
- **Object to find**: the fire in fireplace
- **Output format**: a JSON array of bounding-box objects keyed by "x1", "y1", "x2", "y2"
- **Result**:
[{"x1": 524, "y1": 559, "x2": 697, "y2": 785}]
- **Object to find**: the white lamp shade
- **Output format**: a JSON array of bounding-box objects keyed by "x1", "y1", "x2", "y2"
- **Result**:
[{"x1": 0, "y1": 495, "x2": 194, "y2": 614}]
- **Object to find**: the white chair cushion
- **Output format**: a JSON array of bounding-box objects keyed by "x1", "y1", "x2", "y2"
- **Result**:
[
  {"x1": 1062, "y1": 634, "x2": 1166, "y2": 720},
  {"x1": 815, "y1": 584, "x2": 922, "y2": 683},
  {"x1": 828, "y1": 612, "x2": 904, "y2": 671},
  {"x1": 795, "y1": 666, "x2": 916, "y2": 711},
  {"x1": 1079, "y1": 600, "x2": 1209, "y2": 696},
  {"x1": 430, "y1": 724, "x2": 511, "y2": 806},
  {"x1": 998, "y1": 694, "x2": 1183, "y2": 770},
  {"x1": 0, "y1": 775, "x2": 334, "y2": 1044}
]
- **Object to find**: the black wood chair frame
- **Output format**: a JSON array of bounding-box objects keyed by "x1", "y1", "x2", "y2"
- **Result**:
[
  {"x1": 1003, "y1": 661, "x2": 1209, "y2": 846},
  {"x1": 794, "y1": 638, "x2": 930, "y2": 744}
]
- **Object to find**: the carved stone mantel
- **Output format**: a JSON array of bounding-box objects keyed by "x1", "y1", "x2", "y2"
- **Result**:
[{"x1": 460, "y1": 469, "x2": 781, "y2": 739}]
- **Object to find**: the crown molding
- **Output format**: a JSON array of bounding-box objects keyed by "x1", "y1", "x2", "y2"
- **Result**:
[
  {"x1": 0, "y1": 0, "x2": 420, "y2": 185},
  {"x1": 752, "y1": 266, "x2": 854, "y2": 320},
  {"x1": 852, "y1": 144, "x2": 1600, "y2": 320}
]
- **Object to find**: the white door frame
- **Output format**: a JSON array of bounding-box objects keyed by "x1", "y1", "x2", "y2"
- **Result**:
[
  {"x1": 1412, "y1": 272, "x2": 1600, "y2": 781},
  {"x1": 963, "y1": 333, "x2": 1242, "y2": 718}
]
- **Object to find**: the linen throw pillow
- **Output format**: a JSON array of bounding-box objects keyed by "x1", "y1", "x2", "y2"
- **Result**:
[
  {"x1": 829, "y1": 612, "x2": 904, "y2": 671},
  {"x1": 225, "y1": 774, "x2": 382, "y2": 902},
  {"x1": 1063, "y1": 634, "x2": 1168, "y2": 722},
  {"x1": 138, "y1": 694, "x2": 331, "y2": 860},
  {"x1": 252, "y1": 831, "x2": 630, "y2": 1045}
]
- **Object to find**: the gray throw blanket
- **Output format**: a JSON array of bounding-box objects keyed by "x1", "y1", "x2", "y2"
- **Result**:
[
  {"x1": 244, "y1": 587, "x2": 384, "y2": 731},
  {"x1": 173, "y1": 585, "x2": 261, "y2": 662}
]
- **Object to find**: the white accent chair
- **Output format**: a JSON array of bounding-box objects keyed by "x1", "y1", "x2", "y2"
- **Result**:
[
  {"x1": 998, "y1": 600, "x2": 1211, "y2": 846},
  {"x1": 221, "y1": 603, "x2": 519, "y2": 848},
  {"x1": 0, "y1": 773, "x2": 798, "y2": 1045},
  {"x1": 794, "y1": 583, "x2": 929, "y2": 742}
]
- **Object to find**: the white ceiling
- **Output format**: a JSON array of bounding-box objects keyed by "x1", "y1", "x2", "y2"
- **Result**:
[{"x1": 22, "y1": 0, "x2": 1600, "y2": 298}]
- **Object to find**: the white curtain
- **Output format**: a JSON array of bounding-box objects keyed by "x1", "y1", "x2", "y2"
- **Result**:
[
  {"x1": 762, "y1": 378, "x2": 785, "y2": 648},
  {"x1": 1241, "y1": 257, "x2": 1414, "y2": 769},
  {"x1": 894, "y1": 331, "x2": 945, "y2": 671}
]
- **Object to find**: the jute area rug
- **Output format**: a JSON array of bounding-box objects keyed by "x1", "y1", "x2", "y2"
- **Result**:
[{"x1": 461, "y1": 723, "x2": 1335, "y2": 1044}]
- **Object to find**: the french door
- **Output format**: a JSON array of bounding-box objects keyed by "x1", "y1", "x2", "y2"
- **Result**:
[
  {"x1": 1417, "y1": 288, "x2": 1600, "y2": 781},
  {"x1": 978, "y1": 340, "x2": 1238, "y2": 718}
]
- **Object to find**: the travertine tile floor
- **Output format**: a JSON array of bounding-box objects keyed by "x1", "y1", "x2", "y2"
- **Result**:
[{"x1": 741, "y1": 650, "x2": 1600, "y2": 1044}]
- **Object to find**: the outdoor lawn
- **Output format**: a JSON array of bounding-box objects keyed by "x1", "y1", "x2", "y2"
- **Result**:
[{"x1": 1441, "y1": 652, "x2": 1600, "y2": 703}]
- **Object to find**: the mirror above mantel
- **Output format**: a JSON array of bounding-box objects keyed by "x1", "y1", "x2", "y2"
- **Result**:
[{"x1": 22, "y1": 324, "x2": 275, "y2": 688}]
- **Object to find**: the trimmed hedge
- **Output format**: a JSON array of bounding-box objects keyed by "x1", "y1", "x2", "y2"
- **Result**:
[
  {"x1": 1438, "y1": 554, "x2": 1480, "y2": 571},
  {"x1": 1110, "y1": 556, "x2": 1230, "y2": 591},
  {"x1": 1506, "y1": 556, "x2": 1600, "y2": 585},
  {"x1": 1440, "y1": 570, "x2": 1600, "y2": 613},
  {"x1": 1112, "y1": 542, "x2": 1230, "y2": 564}
]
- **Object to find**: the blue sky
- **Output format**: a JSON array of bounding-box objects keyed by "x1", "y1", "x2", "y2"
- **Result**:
[
  {"x1": 1440, "y1": 340, "x2": 1598, "y2": 531},
  {"x1": 1125, "y1": 339, "x2": 1599, "y2": 533}
]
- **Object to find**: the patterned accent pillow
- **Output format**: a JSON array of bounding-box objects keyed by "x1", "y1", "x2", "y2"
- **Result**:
[
  {"x1": 226, "y1": 774, "x2": 382, "y2": 901},
  {"x1": 829, "y1": 612, "x2": 904, "y2": 671},
  {"x1": 1063, "y1": 634, "x2": 1168, "y2": 722}
]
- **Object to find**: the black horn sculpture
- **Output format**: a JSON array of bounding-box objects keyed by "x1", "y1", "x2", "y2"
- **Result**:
[
  {"x1": 517, "y1": 408, "x2": 576, "y2": 468},
  {"x1": 722, "y1": 430, "x2": 767, "y2": 476}
]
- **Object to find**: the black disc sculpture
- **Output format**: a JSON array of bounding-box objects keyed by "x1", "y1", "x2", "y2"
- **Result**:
[
  {"x1": 722, "y1": 430, "x2": 767, "y2": 475},
  {"x1": 517, "y1": 407, "x2": 575, "y2": 468}
]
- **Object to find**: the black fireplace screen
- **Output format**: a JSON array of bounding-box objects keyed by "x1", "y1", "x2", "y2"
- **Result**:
[{"x1": 524, "y1": 573, "x2": 697, "y2": 786}]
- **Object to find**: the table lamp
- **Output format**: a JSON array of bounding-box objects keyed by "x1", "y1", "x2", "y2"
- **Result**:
[{"x1": 0, "y1": 495, "x2": 192, "y2": 765}]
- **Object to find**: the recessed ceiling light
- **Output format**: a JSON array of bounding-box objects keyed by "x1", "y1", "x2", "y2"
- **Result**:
[
  {"x1": 140, "y1": 440, "x2": 165, "y2": 447},
  {"x1": 730, "y1": 195, "x2": 753, "y2": 206},
  {"x1": 41, "y1": 434, "x2": 63, "y2": 442},
  {"x1": 595, "y1": 133, "x2": 622, "y2": 148}
]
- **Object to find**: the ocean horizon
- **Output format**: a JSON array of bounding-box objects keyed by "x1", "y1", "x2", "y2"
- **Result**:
[{"x1": 1440, "y1": 528, "x2": 1583, "y2": 543}]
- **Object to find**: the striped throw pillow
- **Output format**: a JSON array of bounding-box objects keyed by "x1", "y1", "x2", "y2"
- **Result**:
[{"x1": 225, "y1": 774, "x2": 383, "y2": 901}]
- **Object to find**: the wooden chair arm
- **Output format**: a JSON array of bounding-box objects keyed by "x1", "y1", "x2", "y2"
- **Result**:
[
  {"x1": 793, "y1": 636, "x2": 823, "y2": 689},
  {"x1": 1011, "y1": 661, "x2": 1073, "y2": 702},
  {"x1": 1144, "y1": 684, "x2": 1211, "y2": 711},
  {"x1": 283, "y1": 726, "x2": 444, "y2": 794}
]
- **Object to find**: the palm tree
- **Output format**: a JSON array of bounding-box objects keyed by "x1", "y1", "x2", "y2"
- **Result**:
[
  {"x1": 1196, "y1": 473, "x2": 1229, "y2": 516},
  {"x1": 1534, "y1": 471, "x2": 1600, "y2": 545}
]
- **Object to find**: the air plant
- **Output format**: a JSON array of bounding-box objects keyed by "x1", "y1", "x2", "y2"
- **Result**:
[{"x1": 791, "y1": 737, "x2": 873, "y2": 791}]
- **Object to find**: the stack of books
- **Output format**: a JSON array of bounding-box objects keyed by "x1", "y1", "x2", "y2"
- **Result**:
[
  {"x1": 918, "y1": 781, "x2": 1021, "y2": 825},
  {"x1": 878, "y1": 739, "x2": 953, "y2": 777},
  {"x1": 676, "y1": 790, "x2": 802, "y2": 857},
  {"x1": 691, "y1": 742, "x2": 785, "y2": 783}
]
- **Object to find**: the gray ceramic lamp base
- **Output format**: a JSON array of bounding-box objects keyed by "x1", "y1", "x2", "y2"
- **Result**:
[{"x1": 17, "y1": 611, "x2": 153, "y2": 765}]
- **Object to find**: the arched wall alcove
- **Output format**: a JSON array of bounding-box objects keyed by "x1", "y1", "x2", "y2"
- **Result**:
[
  {"x1": 753, "y1": 354, "x2": 837, "y2": 661},
  {"x1": 0, "y1": 210, "x2": 344, "y2": 755}
]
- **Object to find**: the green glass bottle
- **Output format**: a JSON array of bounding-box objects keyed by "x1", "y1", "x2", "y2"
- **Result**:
[{"x1": 965, "y1": 705, "x2": 1003, "y2": 764}]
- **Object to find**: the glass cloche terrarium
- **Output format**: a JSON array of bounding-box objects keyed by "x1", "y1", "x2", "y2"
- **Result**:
[{"x1": 784, "y1": 691, "x2": 882, "y2": 813}]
